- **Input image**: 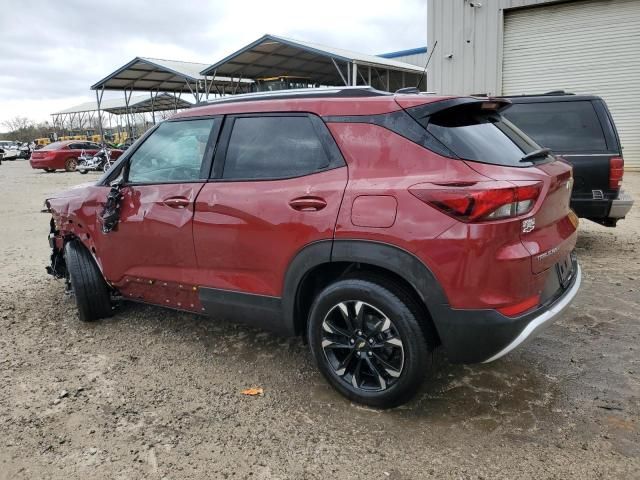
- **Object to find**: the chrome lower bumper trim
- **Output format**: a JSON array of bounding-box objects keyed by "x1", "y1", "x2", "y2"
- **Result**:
[{"x1": 608, "y1": 190, "x2": 634, "y2": 219}]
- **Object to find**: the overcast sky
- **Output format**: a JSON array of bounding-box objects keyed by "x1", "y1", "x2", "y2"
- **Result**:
[{"x1": 0, "y1": 0, "x2": 426, "y2": 130}]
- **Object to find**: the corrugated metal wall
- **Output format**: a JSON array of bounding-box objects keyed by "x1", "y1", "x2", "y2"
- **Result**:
[
  {"x1": 427, "y1": 0, "x2": 639, "y2": 169},
  {"x1": 427, "y1": 0, "x2": 559, "y2": 95},
  {"x1": 503, "y1": 0, "x2": 640, "y2": 169}
]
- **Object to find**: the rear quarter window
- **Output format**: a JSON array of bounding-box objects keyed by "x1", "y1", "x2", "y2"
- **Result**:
[{"x1": 501, "y1": 101, "x2": 607, "y2": 152}]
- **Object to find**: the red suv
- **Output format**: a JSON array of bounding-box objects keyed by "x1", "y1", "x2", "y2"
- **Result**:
[{"x1": 44, "y1": 88, "x2": 581, "y2": 408}]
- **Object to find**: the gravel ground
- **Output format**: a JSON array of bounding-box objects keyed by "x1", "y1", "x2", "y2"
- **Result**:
[{"x1": 1, "y1": 160, "x2": 638, "y2": 479}]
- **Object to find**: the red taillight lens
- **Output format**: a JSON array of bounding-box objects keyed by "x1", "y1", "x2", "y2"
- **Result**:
[
  {"x1": 409, "y1": 181, "x2": 542, "y2": 222},
  {"x1": 497, "y1": 294, "x2": 540, "y2": 317},
  {"x1": 609, "y1": 156, "x2": 624, "y2": 190}
]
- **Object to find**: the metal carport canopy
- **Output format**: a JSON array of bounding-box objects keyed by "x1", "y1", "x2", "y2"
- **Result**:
[
  {"x1": 52, "y1": 93, "x2": 192, "y2": 116},
  {"x1": 90, "y1": 57, "x2": 252, "y2": 96},
  {"x1": 200, "y1": 34, "x2": 426, "y2": 87}
]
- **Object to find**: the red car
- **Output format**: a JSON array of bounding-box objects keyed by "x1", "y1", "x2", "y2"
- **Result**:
[
  {"x1": 44, "y1": 88, "x2": 581, "y2": 407},
  {"x1": 30, "y1": 141, "x2": 123, "y2": 172}
]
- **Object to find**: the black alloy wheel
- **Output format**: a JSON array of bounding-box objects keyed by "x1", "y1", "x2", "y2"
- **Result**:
[
  {"x1": 308, "y1": 277, "x2": 433, "y2": 408},
  {"x1": 321, "y1": 300, "x2": 404, "y2": 391}
]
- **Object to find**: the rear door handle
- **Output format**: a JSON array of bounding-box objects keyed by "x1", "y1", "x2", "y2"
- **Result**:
[
  {"x1": 289, "y1": 197, "x2": 327, "y2": 212},
  {"x1": 163, "y1": 197, "x2": 190, "y2": 209}
]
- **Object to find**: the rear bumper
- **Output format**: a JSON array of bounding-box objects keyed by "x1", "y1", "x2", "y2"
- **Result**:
[
  {"x1": 608, "y1": 190, "x2": 634, "y2": 219},
  {"x1": 571, "y1": 197, "x2": 610, "y2": 219},
  {"x1": 571, "y1": 190, "x2": 634, "y2": 220},
  {"x1": 432, "y1": 258, "x2": 581, "y2": 364}
]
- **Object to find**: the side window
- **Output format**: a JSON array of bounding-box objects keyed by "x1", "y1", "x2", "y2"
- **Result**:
[
  {"x1": 127, "y1": 119, "x2": 215, "y2": 183},
  {"x1": 502, "y1": 101, "x2": 607, "y2": 152},
  {"x1": 68, "y1": 143, "x2": 82, "y2": 150},
  {"x1": 222, "y1": 116, "x2": 330, "y2": 180}
]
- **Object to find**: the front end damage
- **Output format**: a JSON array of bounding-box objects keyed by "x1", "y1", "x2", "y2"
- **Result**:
[{"x1": 45, "y1": 211, "x2": 72, "y2": 294}]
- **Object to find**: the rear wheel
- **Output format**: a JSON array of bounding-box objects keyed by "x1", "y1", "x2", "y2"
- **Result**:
[
  {"x1": 64, "y1": 240, "x2": 113, "y2": 322},
  {"x1": 64, "y1": 157, "x2": 78, "y2": 172},
  {"x1": 307, "y1": 277, "x2": 433, "y2": 408}
]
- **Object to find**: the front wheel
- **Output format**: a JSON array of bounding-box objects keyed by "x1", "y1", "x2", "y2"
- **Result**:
[
  {"x1": 78, "y1": 169, "x2": 88, "y2": 174},
  {"x1": 307, "y1": 277, "x2": 433, "y2": 408},
  {"x1": 64, "y1": 240, "x2": 113, "y2": 322}
]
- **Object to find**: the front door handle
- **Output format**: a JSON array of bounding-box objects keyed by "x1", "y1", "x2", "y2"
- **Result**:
[
  {"x1": 289, "y1": 197, "x2": 327, "y2": 212},
  {"x1": 163, "y1": 197, "x2": 190, "y2": 209}
]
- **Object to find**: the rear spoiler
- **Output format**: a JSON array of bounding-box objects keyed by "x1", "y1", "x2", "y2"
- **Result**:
[{"x1": 401, "y1": 97, "x2": 512, "y2": 118}]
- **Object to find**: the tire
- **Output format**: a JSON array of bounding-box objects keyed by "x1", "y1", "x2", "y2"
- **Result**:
[
  {"x1": 44, "y1": 168, "x2": 55, "y2": 173},
  {"x1": 64, "y1": 157, "x2": 78, "y2": 172},
  {"x1": 64, "y1": 240, "x2": 113, "y2": 322},
  {"x1": 307, "y1": 276, "x2": 433, "y2": 408},
  {"x1": 78, "y1": 169, "x2": 88, "y2": 174}
]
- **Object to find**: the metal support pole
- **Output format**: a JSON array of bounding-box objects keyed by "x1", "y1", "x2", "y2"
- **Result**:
[
  {"x1": 347, "y1": 62, "x2": 351, "y2": 86},
  {"x1": 95, "y1": 87, "x2": 105, "y2": 142},
  {"x1": 331, "y1": 58, "x2": 348, "y2": 86},
  {"x1": 386, "y1": 70, "x2": 390, "y2": 91},
  {"x1": 123, "y1": 88, "x2": 133, "y2": 140},
  {"x1": 150, "y1": 90, "x2": 156, "y2": 125},
  {"x1": 368, "y1": 67, "x2": 371, "y2": 86},
  {"x1": 352, "y1": 62, "x2": 358, "y2": 86}
]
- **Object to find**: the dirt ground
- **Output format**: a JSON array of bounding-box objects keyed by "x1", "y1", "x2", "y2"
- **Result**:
[{"x1": 0, "y1": 160, "x2": 638, "y2": 479}]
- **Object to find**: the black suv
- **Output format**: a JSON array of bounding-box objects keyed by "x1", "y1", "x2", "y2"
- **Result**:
[{"x1": 500, "y1": 92, "x2": 634, "y2": 227}]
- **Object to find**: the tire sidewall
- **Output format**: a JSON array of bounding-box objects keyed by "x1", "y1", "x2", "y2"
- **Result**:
[
  {"x1": 307, "y1": 279, "x2": 429, "y2": 408},
  {"x1": 65, "y1": 157, "x2": 77, "y2": 172}
]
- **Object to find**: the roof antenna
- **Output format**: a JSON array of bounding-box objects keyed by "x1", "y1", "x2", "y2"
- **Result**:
[{"x1": 416, "y1": 40, "x2": 437, "y2": 92}]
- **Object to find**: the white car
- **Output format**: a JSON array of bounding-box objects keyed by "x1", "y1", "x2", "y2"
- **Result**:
[{"x1": 0, "y1": 141, "x2": 20, "y2": 160}]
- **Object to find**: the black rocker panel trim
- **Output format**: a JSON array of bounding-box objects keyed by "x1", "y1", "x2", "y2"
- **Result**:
[{"x1": 199, "y1": 287, "x2": 286, "y2": 335}]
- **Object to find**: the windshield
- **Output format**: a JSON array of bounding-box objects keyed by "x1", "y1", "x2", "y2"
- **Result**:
[{"x1": 416, "y1": 103, "x2": 548, "y2": 167}]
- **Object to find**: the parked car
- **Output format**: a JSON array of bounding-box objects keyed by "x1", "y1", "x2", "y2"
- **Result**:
[
  {"x1": 43, "y1": 87, "x2": 581, "y2": 408},
  {"x1": 500, "y1": 92, "x2": 634, "y2": 227},
  {"x1": 30, "y1": 141, "x2": 123, "y2": 172},
  {"x1": 0, "y1": 140, "x2": 20, "y2": 160}
]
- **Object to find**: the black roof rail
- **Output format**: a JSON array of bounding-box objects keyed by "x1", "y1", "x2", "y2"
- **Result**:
[
  {"x1": 496, "y1": 90, "x2": 576, "y2": 98},
  {"x1": 198, "y1": 86, "x2": 392, "y2": 106}
]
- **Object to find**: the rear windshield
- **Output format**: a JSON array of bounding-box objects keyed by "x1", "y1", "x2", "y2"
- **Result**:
[
  {"x1": 502, "y1": 101, "x2": 607, "y2": 152},
  {"x1": 414, "y1": 104, "x2": 542, "y2": 167},
  {"x1": 41, "y1": 142, "x2": 64, "y2": 151}
]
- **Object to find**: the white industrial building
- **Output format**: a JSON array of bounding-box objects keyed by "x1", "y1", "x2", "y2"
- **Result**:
[{"x1": 427, "y1": 0, "x2": 640, "y2": 169}]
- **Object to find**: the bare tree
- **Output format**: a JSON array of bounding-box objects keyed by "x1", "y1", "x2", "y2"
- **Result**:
[{"x1": 2, "y1": 116, "x2": 34, "y2": 133}]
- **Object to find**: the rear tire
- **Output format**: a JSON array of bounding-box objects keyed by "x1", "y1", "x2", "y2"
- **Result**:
[
  {"x1": 64, "y1": 240, "x2": 112, "y2": 322},
  {"x1": 64, "y1": 157, "x2": 78, "y2": 172},
  {"x1": 44, "y1": 168, "x2": 55, "y2": 173},
  {"x1": 78, "y1": 169, "x2": 88, "y2": 174},
  {"x1": 307, "y1": 276, "x2": 433, "y2": 408}
]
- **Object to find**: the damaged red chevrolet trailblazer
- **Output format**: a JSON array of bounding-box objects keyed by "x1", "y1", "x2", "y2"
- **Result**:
[{"x1": 44, "y1": 87, "x2": 581, "y2": 408}]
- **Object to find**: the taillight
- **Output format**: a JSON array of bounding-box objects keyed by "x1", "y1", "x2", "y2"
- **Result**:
[
  {"x1": 609, "y1": 156, "x2": 624, "y2": 190},
  {"x1": 409, "y1": 181, "x2": 542, "y2": 222}
]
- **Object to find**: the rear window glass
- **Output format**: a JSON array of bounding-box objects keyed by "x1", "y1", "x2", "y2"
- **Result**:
[
  {"x1": 422, "y1": 105, "x2": 541, "y2": 166},
  {"x1": 502, "y1": 101, "x2": 607, "y2": 152},
  {"x1": 41, "y1": 142, "x2": 64, "y2": 151}
]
